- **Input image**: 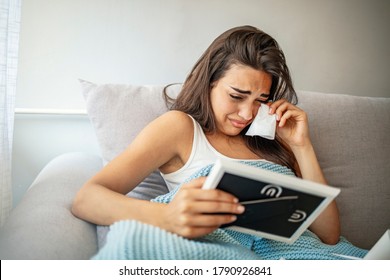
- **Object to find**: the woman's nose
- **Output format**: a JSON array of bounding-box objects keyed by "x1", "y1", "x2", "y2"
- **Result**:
[{"x1": 238, "y1": 104, "x2": 254, "y2": 120}]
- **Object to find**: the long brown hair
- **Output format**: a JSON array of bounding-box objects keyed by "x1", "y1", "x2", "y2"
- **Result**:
[{"x1": 165, "y1": 26, "x2": 299, "y2": 175}]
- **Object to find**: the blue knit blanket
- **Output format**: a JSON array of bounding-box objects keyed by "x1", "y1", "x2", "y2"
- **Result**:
[{"x1": 92, "y1": 162, "x2": 368, "y2": 260}]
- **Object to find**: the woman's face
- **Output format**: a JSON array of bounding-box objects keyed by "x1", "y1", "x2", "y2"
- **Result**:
[{"x1": 210, "y1": 64, "x2": 272, "y2": 136}]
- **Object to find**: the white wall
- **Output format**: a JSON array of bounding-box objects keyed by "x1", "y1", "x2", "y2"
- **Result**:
[
  {"x1": 12, "y1": 114, "x2": 99, "y2": 205},
  {"x1": 12, "y1": 0, "x2": 390, "y2": 206}
]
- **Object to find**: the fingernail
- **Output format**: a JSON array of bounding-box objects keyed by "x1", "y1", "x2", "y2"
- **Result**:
[{"x1": 237, "y1": 205, "x2": 245, "y2": 213}]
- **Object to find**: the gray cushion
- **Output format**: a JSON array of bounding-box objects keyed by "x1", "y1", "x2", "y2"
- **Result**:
[
  {"x1": 0, "y1": 153, "x2": 103, "y2": 259},
  {"x1": 298, "y1": 91, "x2": 390, "y2": 249}
]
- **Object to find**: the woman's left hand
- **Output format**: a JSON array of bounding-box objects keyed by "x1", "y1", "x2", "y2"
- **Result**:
[{"x1": 268, "y1": 99, "x2": 310, "y2": 148}]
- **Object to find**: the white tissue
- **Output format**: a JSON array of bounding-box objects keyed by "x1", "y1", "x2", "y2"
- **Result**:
[{"x1": 245, "y1": 103, "x2": 276, "y2": 140}]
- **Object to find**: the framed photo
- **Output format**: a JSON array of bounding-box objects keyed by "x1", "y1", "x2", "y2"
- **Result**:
[{"x1": 202, "y1": 159, "x2": 340, "y2": 244}]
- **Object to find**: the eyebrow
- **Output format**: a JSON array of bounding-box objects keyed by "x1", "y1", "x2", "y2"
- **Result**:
[{"x1": 230, "y1": 86, "x2": 270, "y2": 98}]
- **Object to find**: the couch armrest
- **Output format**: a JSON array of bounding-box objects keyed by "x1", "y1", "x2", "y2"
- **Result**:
[{"x1": 0, "y1": 152, "x2": 103, "y2": 259}]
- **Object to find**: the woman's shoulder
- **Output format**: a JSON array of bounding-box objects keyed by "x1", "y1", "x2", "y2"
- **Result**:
[
  {"x1": 158, "y1": 110, "x2": 194, "y2": 131},
  {"x1": 161, "y1": 110, "x2": 191, "y2": 119},
  {"x1": 135, "y1": 110, "x2": 194, "y2": 141},
  {"x1": 127, "y1": 110, "x2": 194, "y2": 164},
  {"x1": 141, "y1": 110, "x2": 194, "y2": 142}
]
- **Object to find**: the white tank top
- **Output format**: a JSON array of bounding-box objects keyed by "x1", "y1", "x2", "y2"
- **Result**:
[{"x1": 160, "y1": 115, "x2": 267, "y2": 191}]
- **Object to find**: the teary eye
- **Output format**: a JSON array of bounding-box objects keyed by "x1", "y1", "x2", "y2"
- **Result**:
[
  {"x1": 229, "y1": 94, "x2": 243, "y2": 100},
  {"x1": 257, "y1": 98, "x2": 269, "y2": 104}
]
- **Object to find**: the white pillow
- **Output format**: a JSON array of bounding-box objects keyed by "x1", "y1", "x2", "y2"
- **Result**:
[{"x1": 80, "y1": 79, "x2": 181, "y2": 164}]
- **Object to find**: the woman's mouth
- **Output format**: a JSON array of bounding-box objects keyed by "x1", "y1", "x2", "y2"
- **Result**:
[{"x1": 229, "y1": 119, "x2": 250, "y2": 128}]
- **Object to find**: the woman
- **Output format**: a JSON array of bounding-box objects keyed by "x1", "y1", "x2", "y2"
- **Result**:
[{"x1": 72, "y1": 25, "x2": 340, "y2": 246}]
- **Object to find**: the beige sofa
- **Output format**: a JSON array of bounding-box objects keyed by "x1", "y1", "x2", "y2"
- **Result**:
[{"x1": 0, "y1": 81, "x2": 389, "y2": 259}]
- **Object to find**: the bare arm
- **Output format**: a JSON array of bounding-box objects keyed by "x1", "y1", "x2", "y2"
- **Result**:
[
  {"x1": 290, "y1": 144, "x2": 340, "y2": 244},
  {"x1": 71, "y1": 111, "x2": 244, "y2": 238},
  {"x1": 71, "y1": 111, "x2": 188, "y2": 226},
  {"x1": 269, "y1": 100, "x2": 340, "y2": 244}
]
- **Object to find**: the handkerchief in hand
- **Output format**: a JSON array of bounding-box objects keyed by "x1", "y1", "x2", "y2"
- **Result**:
[{"x1": 245, "y1": 103, "x2": 276, "y2": 140}]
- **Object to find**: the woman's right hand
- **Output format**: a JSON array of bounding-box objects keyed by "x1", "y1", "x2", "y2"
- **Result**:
[{"x1": 159, "y1": 177, "x2": 245, "y2": 239}]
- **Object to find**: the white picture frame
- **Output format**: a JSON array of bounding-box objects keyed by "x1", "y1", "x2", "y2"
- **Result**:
[{"x1": 202, "y1": 159, "x2": 340, "y2": 244}]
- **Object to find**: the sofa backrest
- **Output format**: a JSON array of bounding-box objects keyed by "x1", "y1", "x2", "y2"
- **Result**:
[{"x1": 298, "y1": 91, "x2": 390, "y2": 248}]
